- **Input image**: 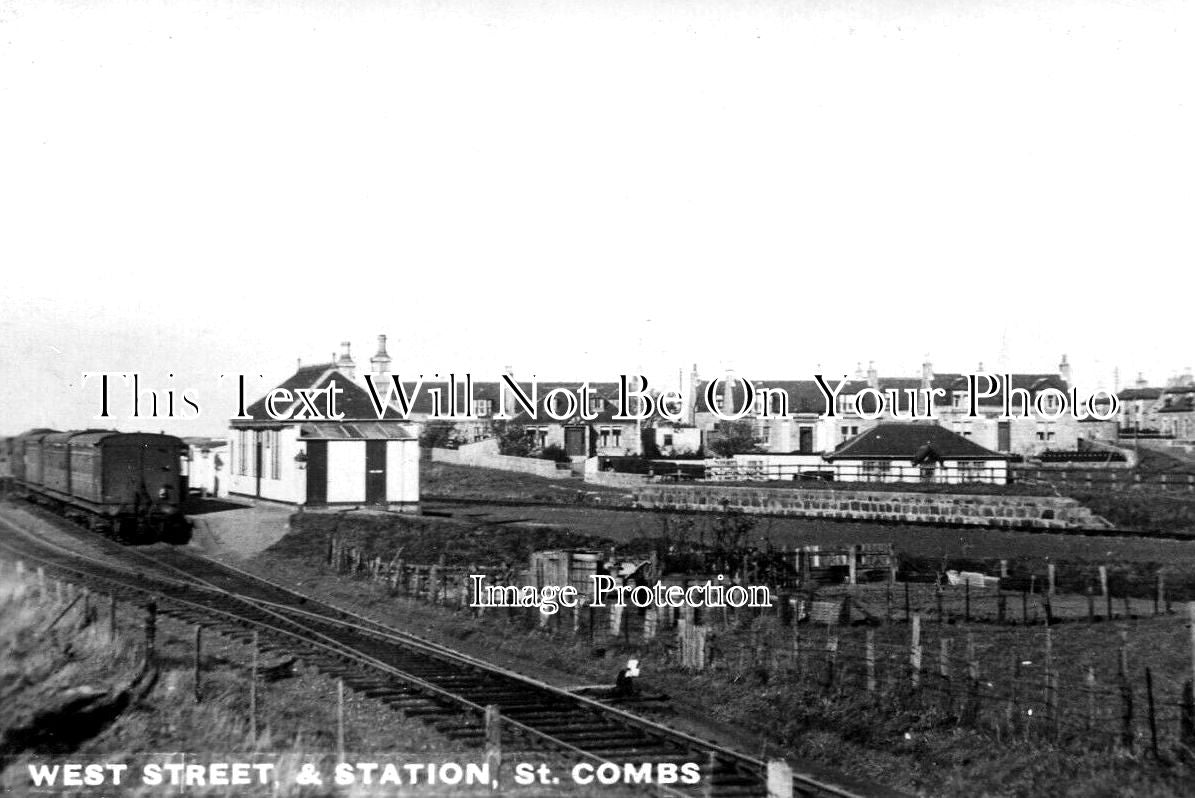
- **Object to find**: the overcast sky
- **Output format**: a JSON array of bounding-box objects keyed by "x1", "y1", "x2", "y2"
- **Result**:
[{"x1": 1, "y1": 0, "x2": 1191, "y2": 436}]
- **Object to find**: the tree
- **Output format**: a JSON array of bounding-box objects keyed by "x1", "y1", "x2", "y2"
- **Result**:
[
  {"x1": 419, "y1": 422, "x2": 459, "y2": 449},
  {"x1": 706, "y1": 420, "x2": 760, "y2": 457},
  {"x1": 491, "y1": 420, "x2": 536, "y2": 457}
]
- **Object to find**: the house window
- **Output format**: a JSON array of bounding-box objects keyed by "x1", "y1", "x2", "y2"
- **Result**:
[
  {"x1": 473, "y1": 399, "x2": 493, "y2": 417},
  {"x1": 588, "y1": 395, "x2": 605, "y2": 414},
  {"x1": 526, "y1": 427, "x2": 548, "y2": 447},
  {"x1": 957, "y1": 461, "x2": 986, "y2": 482},
  {"x1": 840, "y1": 425, "x2": 859, "y2": 439},
  {"x1": 1035, "y1": 423, "x2": 1056, "y2": 442},
  {"x1": 663, "y1": 434, "x2": 674, "y2": 447},
  {"x1": 860, "y1": 460, "x2": 890, "y2": 482},
  {"x1": 598, "y1": 427, "x2": 622, "y2": 448},
  {"x1": 836, "y1": 395, "x2": 855, "y2": 415}
]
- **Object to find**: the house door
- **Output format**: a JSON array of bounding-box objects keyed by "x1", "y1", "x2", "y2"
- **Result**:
[
  {"x1": 997, "y1": 421, "x2": 1011, "y2": 452},
  {"x1": 365, "y1": 440, "x2": 387, "y2": 504},
  {"x1": 564, "y1": 427, "x2": 586, "y2": 457},
  {"x1": 305, "y1": 441, "x2": 327, "y2": 505},
  {"x1": 799, "y1": 426, "x2": 813, "y2": 453}
]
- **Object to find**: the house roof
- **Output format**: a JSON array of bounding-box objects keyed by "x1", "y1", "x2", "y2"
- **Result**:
[
  {"x1": 375, "y1": 379, "x2": 624, "y2": 419},
  {"x1": 824, "y1": 422, "x2": 1009, "y2": 461},
  {"x1": 239, "y1": 364, "x2": 411, "y2": 423},
  {"x1": 1118, "y1": 388, "x2": 1163, "y2": 400},
  {"x1": 1159, "y1": 395, "x2": 1195, "y2": 414},
  {"x1": 298, "y1": 422, "x2": 417, "y2": 441},
  {"x1": 694, "y1": 372, "x2": 1067, "y2": 415}
]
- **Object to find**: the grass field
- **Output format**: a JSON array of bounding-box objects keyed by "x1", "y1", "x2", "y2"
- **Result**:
[{"x1": 248, "y1": 527, "x2": 1195, "y2": 798}]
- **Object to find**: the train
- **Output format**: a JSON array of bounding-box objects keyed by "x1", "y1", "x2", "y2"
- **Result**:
[{"x1": 2, "y1": 428, "x2": 191, "y2": 543}]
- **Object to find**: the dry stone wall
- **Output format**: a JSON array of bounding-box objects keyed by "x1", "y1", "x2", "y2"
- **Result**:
[{"x1": 632, "y1": 484, "x2": 1111, "y2": 530}]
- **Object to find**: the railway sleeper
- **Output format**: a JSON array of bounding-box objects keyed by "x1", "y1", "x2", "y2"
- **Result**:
[
  {"x1": 582, "y1": 744, "x2": 682, "y2": 758},
  {"x1": 538, "y1": 731, "x2": 653, "y2": 747},
  {"x1": 516, "y1": 721, "x2": 616, "y2": 734}
]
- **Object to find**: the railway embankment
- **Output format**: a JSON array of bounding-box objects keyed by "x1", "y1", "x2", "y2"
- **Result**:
[{"x1": 632, "y1": 484, "x2": 1110, "y2": 530}]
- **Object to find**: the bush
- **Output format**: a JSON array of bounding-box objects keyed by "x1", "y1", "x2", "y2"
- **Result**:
[{"x1": 540, "y1": 444, "x2": 572, "y2": 463}]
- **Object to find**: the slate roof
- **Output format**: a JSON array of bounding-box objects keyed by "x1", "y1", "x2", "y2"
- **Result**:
[
  {"x1": 694, "y1": 372, "x2": 1065, "y2": 415},
  {"x1": 238, "y1": 365, "x2": 410, "y2": 423},
  {"x1": 824, "y1": 423, "x2": 1009, "y2": 461},
  {"x1": 1159, "y1": 395, "x2": 1195, "y2": 413},
  {"x1": 298, "y1": 422, "x2": 417, "y2": 440},
  {"x1": 1118, "y1": 388, "x2": 1163, "y2": 401},
  {"x1": 383, "y1": 379, "x2": 626, "y2": 420}
]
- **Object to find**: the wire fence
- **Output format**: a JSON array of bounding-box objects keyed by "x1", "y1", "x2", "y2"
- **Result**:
[{"x1": 327, "y1": 537, "x2": 1195, "y2": 758}]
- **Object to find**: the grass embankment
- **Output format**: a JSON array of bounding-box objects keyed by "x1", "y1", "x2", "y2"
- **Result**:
[
  {"x1": 287, "y1": 511, "x2": 639, "y2": 567},
  {"x1": 0, "y1": 565, "x2": 508, "y2": 796},
  {"x1": 422, "y1": 462, "x2": 629, "y2": 504}
]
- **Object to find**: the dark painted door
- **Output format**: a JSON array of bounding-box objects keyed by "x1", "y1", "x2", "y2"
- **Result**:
[
  {"x1": 365, "y1": 440, "x2": 387, "y2": 505},
  {"x1": 306, "y1": 441, "x2": 327, "y2": 505},
  {"x1": 997, "y1": 421, "x2": 1011, "y2": 452},
  {"x1": 799, "y1": 426, "x2": 813, "y2": 453},
  {"x1": 564, "y1": 427, "x2": 586, "y2": 457}
]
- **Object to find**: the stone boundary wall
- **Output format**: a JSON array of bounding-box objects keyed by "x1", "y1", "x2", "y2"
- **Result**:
[
  {"x1": 583, "y1": 471, "x2": 651, "y2": 488},
  {"x1": 632, "y1": 484, "x2": 1112, "y2": 530},
  {"x1": 430, "y1": 446, "x2": 568, "y2": 479}
]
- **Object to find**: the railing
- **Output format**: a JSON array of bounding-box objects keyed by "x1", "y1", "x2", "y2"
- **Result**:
[{"x1": 704, "y1": 460, "x2": 1012, "y2": 487}]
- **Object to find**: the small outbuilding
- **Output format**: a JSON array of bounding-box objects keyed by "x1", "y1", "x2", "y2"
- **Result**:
[
  {"x1": 823, "y1": 422, "x2": 1010, "y2": 485},
  {"x1": 227, "y1": 343, "x2": 420, "y2": 511}
]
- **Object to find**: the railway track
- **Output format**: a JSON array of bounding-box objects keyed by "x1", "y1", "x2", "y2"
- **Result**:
[{"x1": 0, "y1": 505, "x2": 900, "y2": 798}]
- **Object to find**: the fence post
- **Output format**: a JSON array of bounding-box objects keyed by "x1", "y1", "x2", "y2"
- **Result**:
[
  {"x1": 1087, "y1": 584, "x2": 1095, "y2": 624},
  {"x1": 866, "y1": 630, "x2": 876, "y2": 693},
  {"x1": 1008, "y1": 652, "x2": 1020, "y2": 738},
  {"x1": 936, "y1": 582, "x2": 944, "y2": 625},
  {"x1": 193, "y1": 626, "x2": 203, "y2": 704},
  {"x1": 485, "y1": 705, "x2": 502, "y2": 780},
  {"x1": 1047, "y1": 563, "x2": 1055, "y2": 596},
  {"x1": 967, "y1": 634, "x2": 980, "y2": 727},
  {"x1": 823, "y1": 635, "x2": 838, "y2": 691},
  {"x1": 1120, "y1": 673, "x2": 1135, "y2": 751},
  {"x1": 1086, "y1": 666, "x2": 1097, "y2": 734},
  {"x1": 337, "y1": 679, "x2": 346, "y2": 762},
  {"x1": 249, "y1": 631, "x2": 259, "y2": 741},
  {"x1": 910, "y1": 614, "x2": 922, "y2": 688},
  {"x1": 1146, "y1": 667, "x2": 1159, "y2": 759},
  {"x1": 939, "y1": 637, "x2": 952, "y2": 713},
  {"x1": 1181, "y1": 679, "x2": 1195, "y2": 751},
  {"x1": 144, "y1": 601, "x2": 157, "y2": 666},
  {"x1": 766, "y1": 760, "x2": 793, "y2": 798},
  {"x1": 1101, "y1": 566, "x2": 1110, "y2": 619},
  {"x1": 1189, "y1": 603, "x2": 1195, "y2": 699}
]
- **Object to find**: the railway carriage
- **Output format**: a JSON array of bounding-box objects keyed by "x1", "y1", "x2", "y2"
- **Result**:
[{"x1": 7, "y1": 428, "x2": 190, "y2": 543}]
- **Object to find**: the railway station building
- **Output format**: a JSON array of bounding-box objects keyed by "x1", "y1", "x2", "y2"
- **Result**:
[{"x1": 226, "y1": 342, "x2": 420, "y2": 511}]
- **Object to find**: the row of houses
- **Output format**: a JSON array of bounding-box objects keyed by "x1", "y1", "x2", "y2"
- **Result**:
[
  {"x1": 1117, "y1": 370, "x2": 1195, "y2": 440},
  {"x1": 212, "y1": 337, "x2": 1130, "y2": 506}
]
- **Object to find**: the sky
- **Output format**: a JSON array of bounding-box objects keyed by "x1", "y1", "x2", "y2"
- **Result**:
[{"x1": 1, "y1": 0, "x2": 1191, "y2": 436}]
